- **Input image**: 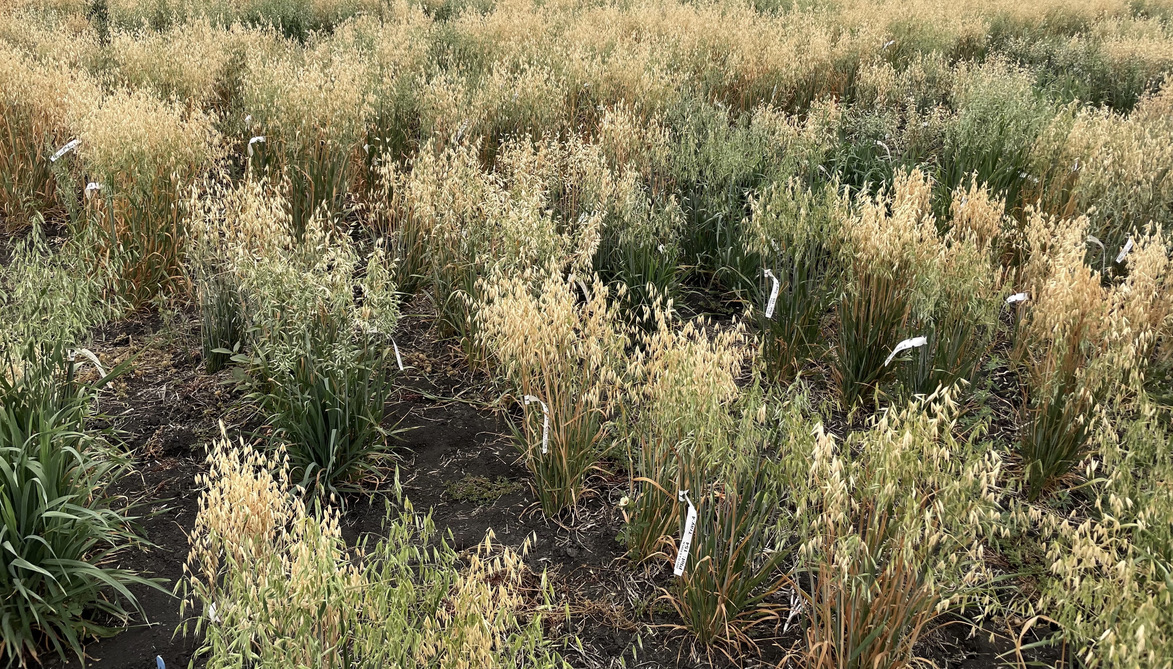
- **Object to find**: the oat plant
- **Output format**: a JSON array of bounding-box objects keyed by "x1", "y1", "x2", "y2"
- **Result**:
[
  {"x1": 0, "y1": 342, "x2": 156, "y2": 666},
  {"x1": 666, "y1": 461, "x2": 790, "y2": 651},
  {"x1": 198, "y1": 272, "x2": 243, "y2": 374},
  {"x1": 245, "y1": 329, "x2": 393, "y2": 496}
]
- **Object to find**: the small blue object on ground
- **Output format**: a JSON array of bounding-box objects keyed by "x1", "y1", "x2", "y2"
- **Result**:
[{"x1": 156, "y1": 656, "x2": 165, "y2": 669}]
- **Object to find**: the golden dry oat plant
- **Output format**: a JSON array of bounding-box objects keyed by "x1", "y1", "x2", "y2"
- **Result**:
[
  {"x1": 790, "y1": 387, "x2": 1005, "y2": 669},
  {"x1": 2, "y1": 0, "x2": 1173, "y2": 665},
  {"x1": 475, "y1": 267, "x2": 626, "y2": 516},
  {"x1": 180, "y1": 434, "x2": 566, "y2": 668}
]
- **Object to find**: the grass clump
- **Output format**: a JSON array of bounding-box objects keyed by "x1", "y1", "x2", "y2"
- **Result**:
[
  {"x1": 832, "y1": 170, "x2": 938, "y2": 409},
  {"x1": 74, "y1": 87, "x2": 221, "y2": 305},
  {"x1": 181, "y1": 435, "x2": 567, "y2": 669},
  {"x1": 664, "y1": 425, "x2": 790, "y2": 653},
  {"x1": 476, "y1": 268, "x2": 626, "y2": 517},
  {"x1": 247, "y1": 329, "x2": 392, "y2": 495},
  {"x1": 897, "y1": 180, "x2": 1005, "y2": 399},
  {"x1": 0, "y1": 230, "x2": 114, "y2": 360},
  {"x1": 788, "y1": 387, "x2": 1004, "y2": 669},
  {"x1": 197, "y1": 271, "x2": 243, "y2": 374},
  {"x1": 446, "y1": 475, "x2": 524, "y2": 505},
  {"x1": 0, "y1": 343, "x2": 156, "y2": 666},
  {"x1": 188, "y1": 179, "x2": 401, "y2": 495},
  {"x1": 1013, "y1": 211, "x2": 1172, "y2": 500},
  {"x1": 941, "y1": 59, "x2": 1056, "y2": 213},
  {"x1": 618, "y1": 307, "x2": 745, "y2": 563},
  {"x1": 745, "y1": 180, "x2": 838, "y2": 382},
  {"x1": 241, "y1": 45, "x2": 370, "y2": 237}
]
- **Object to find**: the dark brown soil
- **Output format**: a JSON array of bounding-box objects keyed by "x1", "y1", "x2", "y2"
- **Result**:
[{"x1": 37, "y1": 306, "x2": 1059, "y2": 669}]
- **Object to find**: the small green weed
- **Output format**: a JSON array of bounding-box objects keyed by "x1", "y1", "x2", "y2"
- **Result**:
[{"x1": 446, "y1": 475, "x2": 524, "y2": 505}]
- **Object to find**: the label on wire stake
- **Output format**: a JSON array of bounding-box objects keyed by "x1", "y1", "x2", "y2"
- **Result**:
[
  {"x1": 673, "y1": 491, "x2": 698, "y2": 577},
  {"x1": 392, "y1": 339, "x2": 405, "y2": 371},
  {"x1": 568, "y1": 273, "x2": 590, "y2": 303},
  {"x1": 50, "y1": 139, "x2": 80, "y2": 162},
  {"x1": 883, "y1": 336, "x2": 927, "y2": 367},
  {"x1": 783, "y1": 587, "x2": 803, "y2": 633},
  {"x1": 84, "y1": 182, "x2": 102, "y2": 196},
  {"x1": 247, "y1": 136, "x2": 265, "y2": 156},
  {"x1": 1086, "y1": 235, "x2": 1108, "y2": 272},
  {"x1": 1116, "y1": 237, "x2": 1134, "y2": 264},
  {"x1": 1006, "y1": 292, "x2": 1029, "y2": 305},
  {"x1": 523, "y1": 395, "x2": 549, "y2": 455},
  {"x1": 763, "y1": 269, "x2": 780, "y2": 319}
]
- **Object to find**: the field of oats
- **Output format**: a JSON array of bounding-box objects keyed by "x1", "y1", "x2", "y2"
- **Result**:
[{"x1": 2, "y1": 0, "x2": 1173, "y2": 666}]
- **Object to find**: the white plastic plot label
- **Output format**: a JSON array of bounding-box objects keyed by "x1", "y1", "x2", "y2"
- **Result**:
[
  {"x1": 762, "y1": 269, "x2": 780, "y2": 319},
  {"x1": 50, "y1": 139, "x2": 80, "y2": 162},
  {"x1": 247, "y1": 136, "x2": 265, "y2": 156},
  {"x1": 523, "y1": 395, "x2": 549, "y2": 455},
  {"x1": 568, "y1": 273, "x2": 590, "y2": 303},
  {"x1": 673, "y1": 490, "x2": 698, "y2": 577},
  {"x1": 69, "y1": 348, "x2": 108, "y2": 377},
  {"x1": 783, "y1": 586, "x2": 803, "y2": 633},
  {"x1": 1087, "y1": 235, "x2": 1106, "y2": 271},
  {"x1": 84, "y1": 182, "x2": 102, "y2": 197},
  {"x1": 1006, "y1": 292, "x2": 1029, "y2": 305},
  {"x1": 883, "y1": 336, "x2": 927, "y2": 367},
  {"x1": 1116, "y1": 237, "x2": 1134, "y2": 264},
  {"x1": 392, "y1": 339, "x2": 405, "y2": 371}
]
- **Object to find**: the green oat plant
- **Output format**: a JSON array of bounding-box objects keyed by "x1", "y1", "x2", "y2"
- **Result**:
[
  {"x1": 594, "y1": 230, "x2": 682, "y2": 331},
  {"x1": 1017, "y1": 366, "x2": 1102, "y2": 502},
  {"x1": 509, "y1": 387, "x2": 609, "y2": 518},
  {"x1": 792, "y1": 387, "x2": 1006, "y2": 669},
  {"x1": 748, "y1": 182, "x2": 838, "y2": 382},
  {"x1": 618, "y1": 308, "x2": 745, "y2": 563},
  {"x1": 897, "y1": 242, "x2": 1001, "y2": 399},
  {"x1": 939, "y1": 60, "x2": 1056, "y2": 216},
  {"x1": 800, "y1": 512, "x2": 940, "y2": 669},
  {"x1": 665, "y1": 460, "x2": 790, "y2": 654},
  {"x1": 78, "y1": 183, "x2": 188, "y2": 306},
  {"x1": 665, "y1": 100, "x2": 785, "y2": 297},
  {"x1": 0, "y1": 228, "x2": 116, "y2": 357},
  {"x1": 240, "y1": 326, "x2": 395, "y2": 496},
  {"x1": 620, "y1": 432, "x2": 705, "y2": 564},
  {"x1": 0, "y1": 342, "x2": 158, "y2": 667},
  {"x1": 833, "y1": 171, "x2": 939, "y2": 409},
  {"x1": 756, "y1": 245, "x2": 834, "y2": 383},
  {"x1": 198, "y1": 271, "x2": 244, "y2": 374},
  {"x1": 833, "y1": 264, "x2": 911, "y2": 409}
]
